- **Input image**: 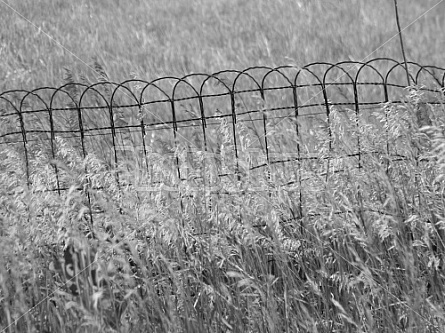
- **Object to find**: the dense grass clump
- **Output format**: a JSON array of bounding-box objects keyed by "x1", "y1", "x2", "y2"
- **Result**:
[{"x1": 1, "y1": 86, "x2": 445, "y2": 332}]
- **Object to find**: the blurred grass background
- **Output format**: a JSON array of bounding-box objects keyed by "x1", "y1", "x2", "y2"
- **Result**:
[{"x1": 1, "y1": 0, "x2": 444, "y2": 91}]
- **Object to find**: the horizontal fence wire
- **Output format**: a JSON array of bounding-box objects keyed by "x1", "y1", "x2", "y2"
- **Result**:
[{"x1": 1, "y1": 58, "x2": 445, "y2": 224}]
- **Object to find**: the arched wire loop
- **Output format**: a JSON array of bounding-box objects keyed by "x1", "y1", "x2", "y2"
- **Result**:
[
  {"x1": 49, "y1": 84, "x2": 85, "y2": 133},
  {"x1": 0, "y1": 90, "x2": 31, "y2": 187},
  {"x1": 260, "y1": 66, "x2": 300, "y2": 210},
  {"x1": 26, "y1": 87, "x2": 69, "y2": 194},
  {"x1": 171, "y1": 75, "x2": 208, "y2": 195},
  {"x1": 231, "y1": 69, "x2": 267, "y2": 182},
  {"x1": 299, "y1": 62, "x2": 339, "y2": 153},
  {"x1": 199, "y1": 73, "x2": 234, "y2": 157},
  {"x1": 293, "y1": 65, "x2": 327, "y2": 157},
  {"x1": 140, "y1": 76, "x2": 179, "y2": 133},
  {"x1": 110, "y1": 79, "x2": 149, "y2": 169},
  {"x1": 323, "y1": 62, "x2": 356, "y2": 112},
  {"x1": 356, "y1": 60, "x2": 386, "y2": 88},
  {"x1": 199, "y1": 73, "x2": 233, "y2": 117},
  {"x1": 20, "y1": 88, "x2": 52, "y2": 139},
  {"x1": 359, "y1": 58, "x2": 400, "y2": 102},
  {"x1": 291, "y1": 64, "x2": 330, "y2": 219},
  {"x1": 258, "y1": 66, "x2": 296, "y2": 167},
  {"x1": 232, "y1": 67, "x2": 265, "y2": 91},
  {"x1": 1, "y1": 58, "x2": 444, "y2": 223},
  {"x1": 110, "y1": 81, "x2": 142, "y2": 160},
  {"x1": 408, "y1": 63, "x2": 445, "y2": 112},
  {"x1": 355, "y1": 61, "x2": 386, "y2": 109},
  {"x1": 354, "y1": 61, "x2": 385, "y2": 85},
  {"x1": 20, "y1": 88, "x2": 54, "y2": 187},
  {"x1": 322, "y1": 63, "x2": 358, "y2": 177},
  {"x1": 78, "y1": 82, "x2": 113, "y2": 156},
  {"x1": 405, "y1": 62, "x2": 429, "y2": 86},
  {"x1": 232, "y1": 67, "x2": 264, "y2": 103},
  {"x1": 172, "y1": 74, "x2": 206, "y2": 143},
  {"x1": 262, "y1": 66, "x2": 294, "y2": 87},
  {"x1": 0, "y1": 90, "x2": 29, "y2": 143},
  {"x1": 260, "y1": 66, "x2": 305, "y2": 227},
  {"x1": 385, "y1": 61, "x2": 417, "y2": 101},
  {"x1": 210, "y1": 69, "x2": 248, "y2": 165},
  {"x1": 78, "y1": 83, "x2": 114, "y2": 223},
  {"x1": 139, "y1": 77, "x2": 179, "y2": 190},
  {"x1": 48, "y1": 85, "x2": 87, "y2": 194},
  {"x1": 199, "y1": 74, "x2": 237, "y2": 192},
  {"x1": 198, "y1": 68, "x2": 260, "y2": 184},
  {"x1": 355, "y1": 61, "x2": 390, "y2": 159},
  {"x1": 110, "y1": 81, "x2": 140, "y2": 107},
  {"x1": 416, "y1": 65, "x2": 444, "y2": 88}
]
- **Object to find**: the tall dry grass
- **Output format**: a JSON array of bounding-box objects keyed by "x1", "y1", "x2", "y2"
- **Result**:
[
  {"x1": 1, "y1": 85, "x2": 445, "y2": 332},
  {"x1": 1, "y1": 0, "x2": 444, "y2": 91},
  {"x1": 1, "y1": 1, "x2": 445, "y2": 332}
]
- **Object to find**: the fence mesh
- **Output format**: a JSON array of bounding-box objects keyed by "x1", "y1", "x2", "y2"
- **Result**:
[{"x1": 1, "y1": 57, "x2": 445, "y2": 223}]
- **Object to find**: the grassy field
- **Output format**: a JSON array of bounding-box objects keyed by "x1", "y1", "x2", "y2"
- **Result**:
[
  {"x1": 1, "y1": 0, "x2": 444, "y2": 91},
  {"x1": 1, "y1": 0, "x2": 445, "y2": 332}
]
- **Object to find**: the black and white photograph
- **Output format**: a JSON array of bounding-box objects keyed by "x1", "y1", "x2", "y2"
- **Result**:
[{"x1": 1, "y1": 1, "x2": 444, "y2": 332}]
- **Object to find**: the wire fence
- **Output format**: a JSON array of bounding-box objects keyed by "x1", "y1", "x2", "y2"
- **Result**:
[{"x1": 1, "y1": 57, "x2": 445, "y2": 222}]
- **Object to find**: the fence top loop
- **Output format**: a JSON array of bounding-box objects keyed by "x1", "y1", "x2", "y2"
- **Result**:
[{"x1": 1, "y1": 58, "x2": 443, "y2": 117}]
